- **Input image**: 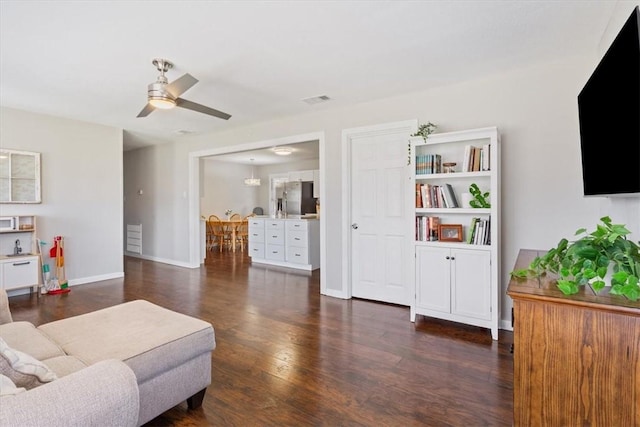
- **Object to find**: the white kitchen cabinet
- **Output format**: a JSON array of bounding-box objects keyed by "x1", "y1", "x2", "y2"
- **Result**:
[
  {"x1": 248, "y1": 218, "x2": 319, "y2": 270},
  {"x1": 265, "y1": 220, "x2": 285, "y2": 261},
  {"x1": 288, "y1": 170, "x2": 314, "y2": 182},
  {"x1": 248, "y1": 218, "x2": 265, "y2": 259}
]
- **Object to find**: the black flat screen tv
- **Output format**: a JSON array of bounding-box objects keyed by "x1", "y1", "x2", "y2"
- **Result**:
[{"x1": 578, "y1": 6, "x2": 640, "y2": 197}]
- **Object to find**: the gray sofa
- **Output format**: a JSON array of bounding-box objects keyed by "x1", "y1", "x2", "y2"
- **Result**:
[{"x1": 0, "y1": 289, "x2": 216, "y2": 426}]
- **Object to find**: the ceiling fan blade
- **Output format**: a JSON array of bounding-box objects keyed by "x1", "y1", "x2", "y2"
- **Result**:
[
  {"x1": 176, "y1": 98, "x2": 231, "y2": 120},
  {"x1": 165, "y1": 73, "x2": 198, "y2": 98},
  {"x1": 137, "y1": 103, "x2": 156, "y2": 118}
]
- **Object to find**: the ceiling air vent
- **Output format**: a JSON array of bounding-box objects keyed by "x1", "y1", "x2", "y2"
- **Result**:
[{"x1": 302, "y1": 95, "x2": 331, "y2": 105}]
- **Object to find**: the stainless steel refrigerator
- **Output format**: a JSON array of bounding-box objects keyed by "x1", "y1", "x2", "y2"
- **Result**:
[{"x1": 274, "y1": 181, "x2": 316, "y2": 215}]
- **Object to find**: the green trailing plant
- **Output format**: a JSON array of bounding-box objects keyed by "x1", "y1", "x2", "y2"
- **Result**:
[
  {"x1": 411, "y1": 122, "x2": 437, "y2": 141},
  {"x1": 510, "y1": 216, "x2": 640, "y2": 301},
  {"x1": 408, "y1": 122, "x2": 437, "y2": 165},
  {"x1": 468, "y1": 183, "x2": 490, "y2": 208}
]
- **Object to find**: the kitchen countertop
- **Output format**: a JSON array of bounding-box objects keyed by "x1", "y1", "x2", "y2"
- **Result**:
[{"x1": 254, "y1": 215, "x2": 318, "y2": 220}]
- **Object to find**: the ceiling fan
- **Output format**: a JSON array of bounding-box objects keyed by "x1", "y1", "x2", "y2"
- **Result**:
[{"x1": 137, "y1": 58, "x2": 231, "y2": 120}]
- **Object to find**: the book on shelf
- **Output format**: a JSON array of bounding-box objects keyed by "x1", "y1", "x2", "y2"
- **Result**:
[
  {"x1": 462, "y1": 144, "x2": 491, "y2": 172},
  {"x1": 472, "y1": 147, "x2": 482, "y2": 172},
  {"x1": 429, "y1": 216, "x2": 440, "y2": 241},
  {"x1": 467, "y1": 217, "x2": 491, "y2": 245},
  {"x1": 415, "y1": 153, "x2": 442, "y2": 174},
  {"x1": 467, "y1": 217, "x2": 479, "y2": 244},
  {"x1": 482, "y1": 144, "x2": 491, "y2": 171},
  {"x1": 415, "y1": 183, "x2": 422, "y2": 208},
  {"x1": 443, "y1": 184, "x2": 459, "y2": 208},
  {"x1": 415, "y1": 215, "x2": 440, "y2": 241}
]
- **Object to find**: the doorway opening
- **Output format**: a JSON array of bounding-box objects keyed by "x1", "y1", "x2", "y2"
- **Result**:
[{"x1": 187, "y1": 131, "x2": 326, "y2": 293}]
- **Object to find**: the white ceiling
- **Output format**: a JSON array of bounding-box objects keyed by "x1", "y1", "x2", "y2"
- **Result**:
[{"x1": 0, "y1": 1, "x2": 621, "y2": 154}]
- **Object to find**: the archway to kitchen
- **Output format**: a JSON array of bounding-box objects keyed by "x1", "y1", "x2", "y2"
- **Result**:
[{"x1": 187, "y1": 131, "x2": 326, "y2": 293}]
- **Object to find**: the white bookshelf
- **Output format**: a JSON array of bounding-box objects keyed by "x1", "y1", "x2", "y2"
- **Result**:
[{"x1": 409, "y1": 127, "x2": 500, "y2": 340}]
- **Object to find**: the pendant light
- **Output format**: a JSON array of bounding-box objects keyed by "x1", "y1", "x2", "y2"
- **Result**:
[{"x1": 244, "y1": 158, "x2": 261, "y2": 186}]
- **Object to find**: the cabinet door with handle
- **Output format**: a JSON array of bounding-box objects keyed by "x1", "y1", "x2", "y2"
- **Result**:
[{"x1": 1, "y1": 256, "x2": 39, "y2": 290}]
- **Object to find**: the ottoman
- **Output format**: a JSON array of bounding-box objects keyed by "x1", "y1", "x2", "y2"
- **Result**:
[{"x1": 37, "y1": 300, "x2": 216, "y2": 425}]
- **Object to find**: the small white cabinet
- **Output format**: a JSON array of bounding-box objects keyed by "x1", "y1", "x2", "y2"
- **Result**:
[
  {"x1": 414, "y1": 246, "x2": 491, "y2": 324},
  {"x1": 1, "y1": 255, "x2": 40, "y2": 291},
  {"x1": 248, "y1": 218, "x2": 319, "y2": 270},
  {"x1": 0, "y1": 215, "x2": 41, "y2": 293}
]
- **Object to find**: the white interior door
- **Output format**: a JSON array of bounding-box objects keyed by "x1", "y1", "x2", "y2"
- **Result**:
[{"x1": 347, "y1": 121, "x2": 415, "y2": 305}]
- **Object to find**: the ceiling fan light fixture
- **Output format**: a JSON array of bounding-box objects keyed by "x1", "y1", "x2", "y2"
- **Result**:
[
  {"x1": 273, "y1": 147, "x2": 293, "y2": 156},
  {"x1": 149, "y1": 97, "x2": 176, "y2": 109}
]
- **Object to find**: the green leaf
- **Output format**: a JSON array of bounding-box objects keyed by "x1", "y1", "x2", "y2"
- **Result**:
[
  {"x1": 590, "y1": 280, "x2": 605, "y2": 292},
  {"x1": 557, "y1": 279, "x2": 578, "y2": 295},
  {"x1": 622, "y1": 284, "x2": 640, "y2": 301}
]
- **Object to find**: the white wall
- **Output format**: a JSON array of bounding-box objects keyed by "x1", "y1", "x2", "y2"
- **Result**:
[
  {"x1": 1, "y1": 107, "x2": 124, "y2": 288},
  {"x1": 200, "y1": 159, "x2": 259, "y2": 218}
]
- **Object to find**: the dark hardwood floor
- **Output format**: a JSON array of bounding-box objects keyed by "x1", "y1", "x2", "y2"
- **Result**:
[{"x1": 7, "y1": 250, "x2": 514, "y2": 426}]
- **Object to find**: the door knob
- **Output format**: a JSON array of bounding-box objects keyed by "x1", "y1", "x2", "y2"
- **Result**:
[{"x1": 352, "y1": 223, "x2": 359, "y2": 229}]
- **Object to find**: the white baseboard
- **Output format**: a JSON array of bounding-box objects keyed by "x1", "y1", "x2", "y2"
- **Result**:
[
  {"x1": 6, "y1": 271, "x2": 125, "y2": 298},
  {"x1": 125, "y1": 252, "x2": 199, "y2": 269},
  {"x1": 321, "y1": 289, "x2": 349, "y2": 299},
  {"x1": 69, "y1": 272, "x2": 124, "y2": 286}
]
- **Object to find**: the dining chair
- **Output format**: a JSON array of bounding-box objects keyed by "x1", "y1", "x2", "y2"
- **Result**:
[
  {"x1": 208, "y1": 215, "x2": 230, "y2": 252},
  {"x1": 233, "y1": 216, "x2": 251, "y2": 252},
  {"x1": 229, "y1": 213, "x2": 241, "y2": 221},
  {"x1": 205, "y1": 219, "x2": 215, "y2": 251}
]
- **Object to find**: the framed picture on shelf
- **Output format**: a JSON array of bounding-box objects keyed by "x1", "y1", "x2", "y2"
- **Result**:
[{"x1": 439, "y1": 224, "x2": 463, "y2": 242}]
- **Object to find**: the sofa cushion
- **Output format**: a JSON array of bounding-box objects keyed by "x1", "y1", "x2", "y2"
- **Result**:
[
  {"x1": 37, "y1": 300, "x2": 216, "y2": 383},
  {"x1": 0, "y1": 374, "x2": 25, "y2": 396},
  {"x1": 0, "y1": 337, "x2": 57, "y2": 390},
  {"x1": 42, "y1": 355, "x2": 87, "y2": 378},
  {"x1": 0, "y1": 321, "x2": 65, "y2": 361}
]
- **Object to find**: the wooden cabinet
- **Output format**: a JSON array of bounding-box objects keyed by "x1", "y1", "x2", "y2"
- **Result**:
[
  {"x1": 508, "y1": 249, "x2": 640, "y2": 426},
  {"x1": 248, "y1": 218, "x2": 319, "y2": 270},
  {"x1": 410, "y1": 127, "x2": 500, "y2": 340},
  {"x1": 0, "y1": 215, "x2": 40, "y2": 293},
  {"x1": 415, "y1": 246, "x2": 492, "y2": 327}
]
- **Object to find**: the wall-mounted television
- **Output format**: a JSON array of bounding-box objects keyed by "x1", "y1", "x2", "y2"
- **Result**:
[{"x1": 578, "y1": 6, "x2": 640, "y2": 197}]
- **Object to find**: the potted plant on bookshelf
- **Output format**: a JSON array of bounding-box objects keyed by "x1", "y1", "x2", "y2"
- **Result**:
[
  {"x1": 408, "y1": 122, "x2": 437, "y2": 165},
  {"x1": 510, "y1": 216, "x2": 640, "y2": 301},
  {"x1": 468, "y1": 183, "x2": 490, "y2": 208}
]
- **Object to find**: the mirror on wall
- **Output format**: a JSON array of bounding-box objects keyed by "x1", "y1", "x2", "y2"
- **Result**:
[{"x1": 0, "y1": 149, "x2": 42, "y2": 203}]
